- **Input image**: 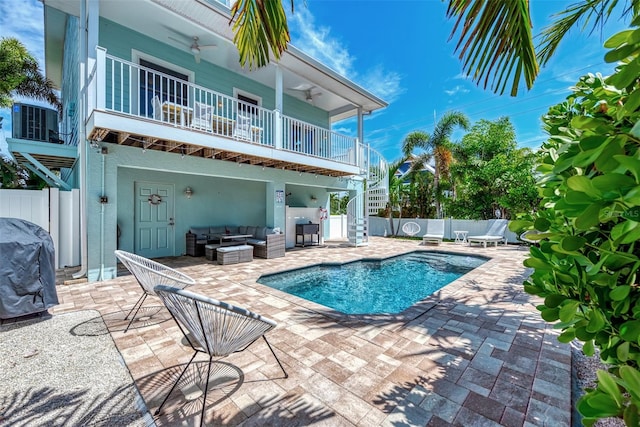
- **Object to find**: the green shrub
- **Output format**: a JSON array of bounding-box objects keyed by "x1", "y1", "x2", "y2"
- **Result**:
[{"x1": 511, "y1": 17, "x2": 640, "y2": 426}]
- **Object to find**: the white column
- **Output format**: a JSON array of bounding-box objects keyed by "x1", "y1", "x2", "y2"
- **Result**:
[
  {"x1": 266, "y1": 181, "x2": 286, "y2": 231},
  {"x1": 274, "y1": 65, "x2": 283, "y2": 150},
  {"x1": 354, "y1": 107, "x2": 364, "y2": 168},
  {"x1": 86, "y1": 0, "x2": 100, "y2": 112},
  {"x1": 96, "y1": 47, "x2": 106, "y2": 110},
  {"x1": 357, "y1": 107, "x2": 364, "y2": 142}
]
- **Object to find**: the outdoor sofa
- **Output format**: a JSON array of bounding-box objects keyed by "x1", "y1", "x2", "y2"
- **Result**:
[{"x1": 186, "y1": 225, "x2": 285, "y2": 259}]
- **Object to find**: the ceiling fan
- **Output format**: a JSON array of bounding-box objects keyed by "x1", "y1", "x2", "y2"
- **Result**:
[
  {"x1": 289, "y1": 84, "x2": 322, "y2": 104},
  {"x1": 168, "y1": 35, "x2": 216, "y2": 63}
]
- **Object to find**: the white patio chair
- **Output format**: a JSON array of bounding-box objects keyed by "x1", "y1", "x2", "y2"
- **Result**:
[
  {"x1": 233, "y1": 112, "x2": 252, "y2": 140},
  {"x1": 422, "y1": 219, "x2": 445, "y2": 245},
  {"x1": 401, "y1": 221, "x2": 421, "y2": 237},
  {"x1": 153, "y1": 285, "x2": 287, "y2": 425},
  {"x1": 151, "y1": 95, "x2": 163, "y2": 121},
  {"x1": 114, "y1": 250, "x2": 195, "y2": 333},
  {"x1": 467, "y1": 219, "x2": 509, "y2": 248},
  {"x1": 191, "y1": 101, "x2": 213, "y2": 132}
]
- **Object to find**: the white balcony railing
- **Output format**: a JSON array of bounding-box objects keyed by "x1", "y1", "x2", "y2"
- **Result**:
[
  {"x1": 281, "y1": 115, "x2": 359, "y2": 165},
  {"x1": 91, "y1": 49, "x2": 361, "y2": 167}
]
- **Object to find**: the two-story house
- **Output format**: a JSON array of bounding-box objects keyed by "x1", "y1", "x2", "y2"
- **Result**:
[{"x1": 7, "y1": 0, "x2": 389, "y2": 281}]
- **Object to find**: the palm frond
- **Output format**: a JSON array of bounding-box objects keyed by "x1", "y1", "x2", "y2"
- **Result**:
[
  {"x1": 430, "y1": 111, "x2": 469, "y2": 146},
  {"x1": 230, "y1": 0, "x2": 291, "y2": 69},
  {"x1": 446, "y1": 0, "x2": 538, "y2": 96},
  {"x1": 0, "y1": 37, "x2": 61, "y2": 113},
  {"x1": 537, "y1": 0, "x2": 631, "y2": 66},
  {"x1": 401, "y1": 130, "x2": 430, "y2": 158},
  {"x1": 15, "y1": 65, "x2": 61, "y2": 113}
]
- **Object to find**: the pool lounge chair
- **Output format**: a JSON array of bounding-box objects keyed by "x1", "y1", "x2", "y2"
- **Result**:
[
  {"x1": 422, "y1": 219, "x2": 445, "y2": 245},
  {"x1": 467, "y1": 219, "x2": 508, "y2": 248}
]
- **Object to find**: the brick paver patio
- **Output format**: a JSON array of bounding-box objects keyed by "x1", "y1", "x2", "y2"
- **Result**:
[{"x1": 52, "y1": 237, "x2": 571, "y2": 426}]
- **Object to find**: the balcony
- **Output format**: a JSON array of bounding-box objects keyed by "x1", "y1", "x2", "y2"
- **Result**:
[{"x1": 85, "y1": 49, "x2": 362, "y2": 176}]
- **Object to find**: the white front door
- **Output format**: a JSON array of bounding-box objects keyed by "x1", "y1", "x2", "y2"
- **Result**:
[{"x1": 134, "y1": 182, "x2": 175, "y2": 258}]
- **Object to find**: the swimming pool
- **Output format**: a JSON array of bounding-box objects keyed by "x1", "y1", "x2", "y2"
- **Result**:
[{"x1": 257, "y1": 251, "x2": 487, "y2": 315}]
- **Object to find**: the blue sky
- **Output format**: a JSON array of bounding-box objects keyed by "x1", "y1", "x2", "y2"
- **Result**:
[{"x1": 0, "y1": 0, "x2": 630, "y2": 161}]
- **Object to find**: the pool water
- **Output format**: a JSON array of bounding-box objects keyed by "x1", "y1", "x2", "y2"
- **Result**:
[{"x1": 257, "y1": 251, "x2": 486, "y2": 315}]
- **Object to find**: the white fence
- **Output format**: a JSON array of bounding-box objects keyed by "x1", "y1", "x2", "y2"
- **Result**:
[
  {"x1": 328, "y1": 215, "x2": 348, "y2": 240},
  {"x1": 328, "y1": 216, "x2": 520, "y2": 243},
  {"x1": 0, "y1": 188, "x2": 80, "y2": 268}
]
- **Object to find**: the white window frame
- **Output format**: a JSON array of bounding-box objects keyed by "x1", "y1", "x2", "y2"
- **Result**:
[{"x1": 233, "y1": 88, "x2": 262, "y2": 107}]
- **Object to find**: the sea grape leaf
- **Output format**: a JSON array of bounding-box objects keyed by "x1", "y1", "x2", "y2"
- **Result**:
[{"x1": 610, "y1": 285, "x2": 631, "y2": 301}]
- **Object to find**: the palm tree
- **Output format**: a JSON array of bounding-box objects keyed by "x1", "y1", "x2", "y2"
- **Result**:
[
  {"x1": 228, "y1": 1, "x2": 637, "y2": 95},
  {"x1": 0, "y1": 37, "x2": 60, "y2": 111},
  {"x1": 402, "y1": 111, "x2": 468, "y2": 218},
  {"x1": 385, "y1": 158, "x2": 407, "y2": 236}
]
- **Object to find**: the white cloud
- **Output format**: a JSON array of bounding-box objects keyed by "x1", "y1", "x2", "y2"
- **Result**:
[
  {"x1": 451, "y1": 72, "x2": 469, "y2": 80},
  {"x1": 289, "y1": 8, "x2": 354, "y2": 77},
  {"x1": 444, "y1": 85, "x2": 470, "y2": 96},
  {"x1": 359, "y1": 65, "x2": 404, "y2": 103},
  {"x1": 288, "y1": 7, "x2": 404, "y2": 103}
]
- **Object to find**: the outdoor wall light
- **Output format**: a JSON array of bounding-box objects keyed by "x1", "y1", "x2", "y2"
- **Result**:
[
  {"x1": 184, "y1": 187, "x2": 194, "y2": 199},
  {"x1": 310, "y1": 195, "x2": 317, "y2": 201}
]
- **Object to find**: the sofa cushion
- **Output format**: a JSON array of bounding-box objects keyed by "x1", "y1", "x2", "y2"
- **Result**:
[
  {"x1": 226, "y1": 226, "x2": 239, "y2": 235},
  {"x1": 190, "y1": 227, "x2": 210, "y2": 239},
  {"x1": 238, "y1": 226, "x2": 248, "y2": 234},
  {"x1": 247, "y1": 238, "x2": 266, "y2": 246},
  {"x1": 210, "y1": 226, "x2": 226, "y2": 235},
  {"x1": 217, "y1": 244, "x2": 252, "y2": 253},
  {"x1": 246, "y1": 226, "x2": 257, "y2": 237},
  {"x1": 255, "y1": 226, "x2": 267, "y2": 240},
  {"x1": 266, "y1": 227, "x2": 275, "y2": 235}
]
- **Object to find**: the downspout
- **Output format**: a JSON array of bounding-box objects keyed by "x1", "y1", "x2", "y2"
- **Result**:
[
  {"x1": 98, "y1": 150, "x2": 105, "y2": 280},
  {"x1": 73, "y1": 0, "x2": 88, "y2": 279}
]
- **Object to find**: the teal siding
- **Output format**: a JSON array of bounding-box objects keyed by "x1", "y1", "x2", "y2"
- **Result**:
[
  {"x1": 98, "y1": 18, "x2": 329, "y2": 127},
  {"x1": 116, "y1": 168, "x2": 267, "y2": 255},
  {"x1": 84, "y1": 143, "x2": 356, "y2": 281}
]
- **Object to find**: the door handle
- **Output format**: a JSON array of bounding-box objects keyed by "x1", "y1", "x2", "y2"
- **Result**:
[{"x1": 169, "y1": 217, "x2": 175, "y2": 226}]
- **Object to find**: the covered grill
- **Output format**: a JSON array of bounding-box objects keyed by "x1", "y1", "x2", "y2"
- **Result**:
[{"x1": 0, "y1": 218, "x2": 58, "y2": 319}]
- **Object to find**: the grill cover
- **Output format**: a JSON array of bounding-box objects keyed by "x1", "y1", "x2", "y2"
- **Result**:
[{"x1": 0, "y1": 218, "x2": 58, "y2": 319}]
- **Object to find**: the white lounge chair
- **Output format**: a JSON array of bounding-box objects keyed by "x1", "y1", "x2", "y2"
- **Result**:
[
  {"x1": 467, "y1": 219, "x2": 509, "y2": 248},
  {"x1": 422, "y1": 219, "x2": 445, "y2": 245},
  {"x1": 153, "y1": 285, "x2": 287, "y2": 426},
  {"x1": 401, "y1": 221, "x2": 421, "y2": 237},
  {"x1": 114, "y1": 250, "x2": 195, "y2": 332}
]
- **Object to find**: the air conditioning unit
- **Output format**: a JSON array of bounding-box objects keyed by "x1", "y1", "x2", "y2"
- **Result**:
[{"x1": 11, "y1": 103, "x2": 60, "y2": 143}]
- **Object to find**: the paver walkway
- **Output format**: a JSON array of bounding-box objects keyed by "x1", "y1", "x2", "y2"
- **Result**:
[{"x1": 52, "y1": 238, "x2": 571, "y2": 426}]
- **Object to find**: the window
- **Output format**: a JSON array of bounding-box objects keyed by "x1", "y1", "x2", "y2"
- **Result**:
[
  {"x1": 237, "y1": 93, "x2": 259, "y2": 116},
  {"x1": 139, "y1": 59, "x2": 189, "y2": 116}
]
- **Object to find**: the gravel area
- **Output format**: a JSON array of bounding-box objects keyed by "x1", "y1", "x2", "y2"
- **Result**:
[
  {"x1": 572, "y1": 341, "x2": 625, "y2": 427},
  {"x1": 0, "y1": 310, "x2": 153, "y2": 427}
]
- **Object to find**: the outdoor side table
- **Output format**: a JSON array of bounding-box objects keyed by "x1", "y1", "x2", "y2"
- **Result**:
[{"x1": 454, "y1": 230, "x2": 468, "y2": 244}]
